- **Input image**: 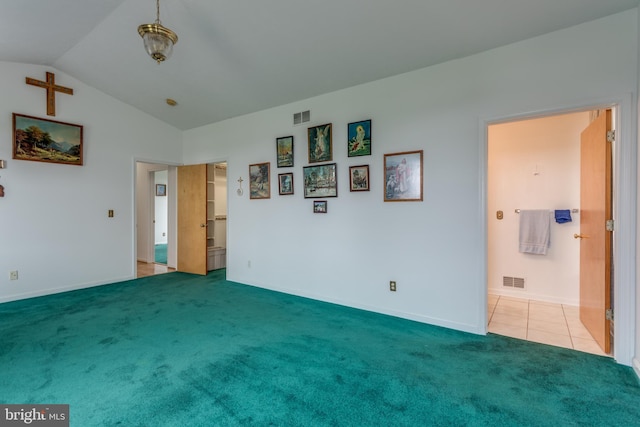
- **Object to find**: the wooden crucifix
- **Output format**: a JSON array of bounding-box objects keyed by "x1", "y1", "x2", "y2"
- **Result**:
[{"x1": 25, "y1": 72, "x2": 74, "y2": 116}]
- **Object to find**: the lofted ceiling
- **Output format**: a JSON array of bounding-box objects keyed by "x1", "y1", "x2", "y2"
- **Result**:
[{"x1": 1, "y1": 0, "x2": 638, "y2": 130}]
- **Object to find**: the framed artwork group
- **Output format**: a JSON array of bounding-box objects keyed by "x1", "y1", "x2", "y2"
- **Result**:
[{"x1": 249, "y1": 118, "x2": 423, "y2": 206}]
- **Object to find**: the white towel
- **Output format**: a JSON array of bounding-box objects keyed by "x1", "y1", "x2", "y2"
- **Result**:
[{"x1": 519, "y1": 210, "x2": 550, "y2": 255}]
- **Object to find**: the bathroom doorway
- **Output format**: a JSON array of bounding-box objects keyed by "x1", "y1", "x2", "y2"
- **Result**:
[{"x1": 487, "y1": 109, "x2": 613, "y2": 357}]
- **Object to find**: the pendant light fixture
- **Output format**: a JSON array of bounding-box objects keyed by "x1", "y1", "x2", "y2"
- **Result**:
[{"x1": 138, "y1": 0, "x2": 178, "y2": 64}]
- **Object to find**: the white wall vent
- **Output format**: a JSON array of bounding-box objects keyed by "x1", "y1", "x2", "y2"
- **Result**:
[
  {"x1": 503, "y1": 276, "x2": 525, "y2": 289},
  {"x1": 293, "y1": 110, "x2": 310, "y2": 126}
]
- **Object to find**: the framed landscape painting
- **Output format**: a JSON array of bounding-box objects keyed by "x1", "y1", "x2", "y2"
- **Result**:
[
  {"x1": 349, "y1": 165, "x2": 370, "y2": 192},
  {"x1": 249, "y1": 162, "x2": 271, "y2": 199},
  {"x1": 276, "y1": 136, "x2": 294, "y2": 167},
  {"x1": 384, "y1": 150, "x2": 423, "y2": 202},
  {"x1": 313, "y1": 200, "x2": 327, "y2": 213},
  {"x1": 303, "y1": 163, "x2": 337, "y2": 198},
  {"x1": 348, "y1": 119, "x2": 371, "y2": 157},
  {"x1": 13, "y1": 113, "x2": 83, "y2": 166},
  {"x1": 278, "y1": 172, "x2": 294, "y2": 195},
  {"x1": 307, "y1": 123, "x2": 332, "y2": 163}
]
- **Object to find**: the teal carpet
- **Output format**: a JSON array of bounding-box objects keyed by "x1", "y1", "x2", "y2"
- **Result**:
[
  {"x1": 1, "y1": 271, "x2": 639, "y2": 426},
  {"x1": 154, "y1": 243, "x2": 167, "y2": 264}
]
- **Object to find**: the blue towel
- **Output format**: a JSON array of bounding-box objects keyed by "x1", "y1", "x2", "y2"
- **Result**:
[{"x1": 555, "y1": 209, "x2": 572, "y2": 224}]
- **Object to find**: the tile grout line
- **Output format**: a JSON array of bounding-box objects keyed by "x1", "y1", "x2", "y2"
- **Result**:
[
  {"x1": 561, "y1": 304, "x2": 576, "y2": 350},
  {"x1": 525, "y1": 299, "x2": 530, "y2": 339}
]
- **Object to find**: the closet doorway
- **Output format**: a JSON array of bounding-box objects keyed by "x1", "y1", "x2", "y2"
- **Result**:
[
  {"x1": 487, "y1": 109, "x2": 613, "y2": 357},
  {"x1": 176, "y1": 161, "x2": 227, "y2": 275}
]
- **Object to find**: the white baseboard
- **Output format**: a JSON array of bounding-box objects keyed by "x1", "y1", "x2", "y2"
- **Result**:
[
  {"x1": 488, "y1": 287, "x2": 578, "y2": 306},
  {"x1": 633, "y1": 358, "x2": 640, "y2": 382}
]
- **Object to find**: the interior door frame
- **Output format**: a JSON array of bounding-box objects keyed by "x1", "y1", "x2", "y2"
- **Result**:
[
  {"x1": 478, "y1": 95, "x2": 636, "y2": 366},
  {"x1": 133, "y1": 159, "x2": 181, "y2": 273}
]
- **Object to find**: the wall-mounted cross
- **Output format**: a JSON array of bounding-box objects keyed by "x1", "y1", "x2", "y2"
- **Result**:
[{"x1": 25, "y1": 72, "x2": 74, "y2": 116}]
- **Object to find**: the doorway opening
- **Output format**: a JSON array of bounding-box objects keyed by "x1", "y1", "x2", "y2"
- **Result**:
[
  {"x1": 206, "y1": 161, "x2": 227, "y2": 272},
  {"x1": 154, "y1": 169, "x2": 168, "y2": 265},
  {"x1": 135, "y1": 161, "x2": 176, "y2": 278},
  {"x1": 175, "y1": 161, "x2": 228, "y2": 275},
  {"x1": 487, "y1": 109, "x2": 613, "y2": 357}
]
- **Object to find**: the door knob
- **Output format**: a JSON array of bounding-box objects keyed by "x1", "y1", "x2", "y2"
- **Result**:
[
  {"x1": 200, "y1": 223, "x2": 207, "y2": 228},
  {"x1": 574, "y1": 233, "x2": 589, "y2": 239}
]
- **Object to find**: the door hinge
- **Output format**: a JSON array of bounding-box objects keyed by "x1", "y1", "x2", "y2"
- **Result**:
[
  {"x1": 607, "y1": 130, "x2": 615, "y2": 143},
  {"x1": 606, "y1": 219, "x2": 614, "y2": 232},
  {"x1": 606, "y1": 308, "x2": 614, "y2": 321}
]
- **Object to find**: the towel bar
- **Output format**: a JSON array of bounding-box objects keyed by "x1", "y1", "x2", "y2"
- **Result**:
[{"x1": 514, "y1": 209, "x2": 579, "y2": 214}]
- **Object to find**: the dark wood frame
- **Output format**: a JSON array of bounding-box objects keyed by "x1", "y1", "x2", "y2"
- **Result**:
[
  {"x1": 383, "y1": 150, "x2": 424, "y2": 202},
  {"x1": 156, "y1": 184, "x2": 166, "y2": 196},
  {"x1": 278, "y1": 172, "x2": 294, "y2": 195},
  {"x1": 249, "y1": 162, "x2": 271, "y2": 199},
  {"x1": 313, "y1": 200, "x2": 327, "y2": 213},
  {"x1": 307, "y1": 123, "x2": 332, "y2": 163},
  {"x1": 303, "y1": 163, "x2": 337, "y2": 198},
  {"x1": 276, "y1": 136, "x2": 294, "y2": 167},
  {"x1": 13, "y1": 113, "x2": 83, "y2": 166},
  {"x1": 349, "y1": 165, "x2": 370, "y2": 192},
  {"x1": 347, "y1": 119, "x2": 371, "y2": 157}
]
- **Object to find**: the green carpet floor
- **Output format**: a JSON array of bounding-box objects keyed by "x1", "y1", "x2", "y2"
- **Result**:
[
  {"x1": 1, "y1": 271, "x2": 639, "y2": 426},
  {"x1": 154, "y1": 243, "x2": 167, "y2": 264}
]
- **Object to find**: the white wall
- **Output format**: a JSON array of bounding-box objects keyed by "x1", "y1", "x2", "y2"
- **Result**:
[
  {"x1": 635, "y1": 5, "x2": 640, "y2": 381},
  {"x1": 183, "y1": 10, "x2": 638, "y2": 353},
  {"x1": 0, "y1": 62, "x2": 182, "y2": 301},
  {"x1": 488, "y1": 112, "x2": 589, "y2": 305}
]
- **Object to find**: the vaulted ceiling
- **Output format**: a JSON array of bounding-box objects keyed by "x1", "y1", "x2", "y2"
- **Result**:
[{"x1": 1, "y1": 0, "x2": 638, "y2": 130}]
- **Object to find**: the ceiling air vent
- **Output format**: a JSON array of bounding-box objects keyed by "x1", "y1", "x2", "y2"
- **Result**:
[
  {"x1": 503, "y1": 276, "x2": 525, "y2": 289},
  {"x1": 293, "y1": 110, "x2": 310, "y2": 126}
]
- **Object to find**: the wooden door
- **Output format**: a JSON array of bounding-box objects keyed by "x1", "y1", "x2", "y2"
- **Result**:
[
  {"x1": 177, "y1": 164, "x2": 207, "y2": 275},
  {"x1": 578, "y1": 110, "x2": 612, "y2": 353}
]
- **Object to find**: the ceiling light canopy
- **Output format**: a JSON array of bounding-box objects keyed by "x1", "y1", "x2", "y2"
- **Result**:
[{"x1": 138, "y1": 0, "x2": 178, "y2": 64}]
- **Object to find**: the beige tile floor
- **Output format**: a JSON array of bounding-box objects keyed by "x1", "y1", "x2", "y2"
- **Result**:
[
  {"x1": 137, "y1": 261, "x2": 175, "y2": 278},
  {"x1": 488, "y1": 294, "x2": 609, "y2": 357}
]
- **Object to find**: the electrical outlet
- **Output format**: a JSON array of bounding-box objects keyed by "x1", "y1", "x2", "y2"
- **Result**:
[
  {"x1": 9, "y1": 271, "x2": 18, "y2": 280},
  {"x1": 248, "y1": 260, "x2": 251, "y2": 268},
  {"x1": 389, "y1": 281, "x2": 396, "y2": 292}
]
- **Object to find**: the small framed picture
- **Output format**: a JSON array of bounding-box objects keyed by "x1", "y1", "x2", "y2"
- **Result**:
[
  {"x1": 313, "y1": 200, "x2": 327, "y2": 213},
  {"x1": 349, "y1": 165, "x2": 370, "y2": 192},
  {"x1": 276, "y1": 136, "x2": 294, "y2": 167},
  {"x1": 156, "y1": 184, "x2": 166, "y2": 196},
  {"x1": 384, "y1": 150, "x2": 423, "y2": 202},
  {"x1": 303, "y1": 163, "x2": 337, "y2": 198},
  {"x1": 348, "y1": 119, "x2": 371, "y2": 157},
  {"x1": 308, "y1": 123, "x2": 332, "y2": 163},
  {"x1": 278, "y1": 172, "x2": 294, "y2": 195},
  {"x1": 249, "y1": 162, "x2": 271, "y2": 199}
]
